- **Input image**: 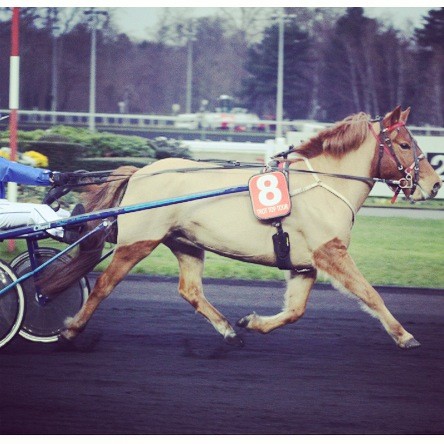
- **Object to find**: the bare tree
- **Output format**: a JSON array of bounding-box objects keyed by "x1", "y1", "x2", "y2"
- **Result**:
[{"x1": 218, "y1": 7, "x2": 275, "y2": 44}]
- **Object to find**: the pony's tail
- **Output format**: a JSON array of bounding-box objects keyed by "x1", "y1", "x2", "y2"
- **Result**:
[{"x1": 37, "y1": 166, "x2": 138, "y2": 296}]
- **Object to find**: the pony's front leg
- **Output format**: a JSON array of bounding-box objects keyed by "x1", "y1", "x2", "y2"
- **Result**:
[
  {"x1": 237, "y1": 269, "x2": 317, "y2": 334},
  {"x1": 312, "y1": 237, "x2": 420, "y2": 349}
]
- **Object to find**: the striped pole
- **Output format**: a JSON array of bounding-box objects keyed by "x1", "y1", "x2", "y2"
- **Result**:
[
  {"x1": 9, "y1": 7, "x2": 19, "y2": 162},
  {"x1": 8, "y1": 7, "x2": 19, "y2": 251}
]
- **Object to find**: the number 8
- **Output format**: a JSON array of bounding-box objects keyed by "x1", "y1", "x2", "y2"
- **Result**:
[{"x1": 257, "y1": 174, "x2": 282, "y2": 206}]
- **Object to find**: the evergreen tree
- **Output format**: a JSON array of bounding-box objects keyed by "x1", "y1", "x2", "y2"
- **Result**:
[
  {"x1": 415, "y1": 7, "x2": 444, "y2": 50},
  {"x1": 240, "y1": 21, "x2": 313, "y2": 119},
  {"x1": 321, "y1": 7, "x2": 382, "y2": 120},
  {"x1": 414, "y1": 8, "x2": 443, "y2": 125}
]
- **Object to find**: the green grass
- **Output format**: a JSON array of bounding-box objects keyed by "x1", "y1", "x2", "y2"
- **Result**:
[
  {"x1": 2, "y1": 215, "x2": 442, "y2": 288},
  {"x1": 349, "y1": 216, "x2": 443, "y2": 288}
]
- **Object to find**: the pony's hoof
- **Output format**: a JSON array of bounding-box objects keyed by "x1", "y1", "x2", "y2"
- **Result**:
[
  {"x1": 54, "y1": 334, "x2": 77, "y2": 352},
  {"x1": 402, "y1": 337, "x2": 421, "y2": 349},
  {"x1": 224, "y1": 332, "x2": 245, "y2": 348},
  {"x1": 236, "y1": 316, "x2": 250, "y2": 329}
]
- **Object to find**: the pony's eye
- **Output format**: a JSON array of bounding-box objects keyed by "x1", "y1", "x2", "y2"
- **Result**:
[{"x1": 399, "y1": 143, "x2": 410, "y2": 150}]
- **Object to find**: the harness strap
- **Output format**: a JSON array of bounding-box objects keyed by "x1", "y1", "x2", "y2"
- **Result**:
[{"x1": 288, "y1": 156, "x2": 356, "y2": 222}]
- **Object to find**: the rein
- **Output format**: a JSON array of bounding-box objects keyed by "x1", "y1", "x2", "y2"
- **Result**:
[
  {"x1": 269, "y1": 158, "x2": 404, "y2": 188},
  {"x1": 45, "y1": 117, "x2": 423, "y2": 208},
  {"x1": 52, "y1": 156, "x2": 414, "y2": 189},
  {"x1": 44, "y1": 158, "x2": 414, "y2": 209},
  {"x1": 44, "y1": 170, "x2": 138, "y2": 207}
]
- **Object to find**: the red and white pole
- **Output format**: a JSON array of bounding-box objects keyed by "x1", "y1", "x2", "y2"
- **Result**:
[
  {"x1": 8, "y1": 7, "x2": 19, "y2": 251},
  {"x1": 9, "y1": 7, "x2": 19, "y2": 163}
]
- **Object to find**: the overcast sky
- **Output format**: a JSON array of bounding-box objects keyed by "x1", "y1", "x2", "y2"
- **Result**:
[
  {"x1": 112, "y1": 6, "x2": 435, "y2": 41},
  {"x1": 4, "y1": 2, "x2": 441, "y2": 41}
]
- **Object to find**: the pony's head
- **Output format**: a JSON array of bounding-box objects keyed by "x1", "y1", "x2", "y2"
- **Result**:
[{"x1": 374, "y1": 106, "x2": 441, "y2": 201}]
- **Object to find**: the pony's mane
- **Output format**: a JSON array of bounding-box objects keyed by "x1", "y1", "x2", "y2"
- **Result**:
[{"x1": 293, "y1": 112, "x2": 370, "y2": 159}]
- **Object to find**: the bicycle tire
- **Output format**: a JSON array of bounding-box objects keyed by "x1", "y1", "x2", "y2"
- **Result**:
[
  {"x1": 0, "y1": 259, "x2": 25, "y2": 349},
  {"x1": 10, "y1": 248, "x2": 89, "y2": 343}
]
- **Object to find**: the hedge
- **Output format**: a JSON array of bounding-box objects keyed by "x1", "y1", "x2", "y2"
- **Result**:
[
  {"x1": 48, "y1": 126, "x2": 156, "y2": 158},
  {"x1": 24, "y1": 141, "x2": 86, "y2": 171},
  {"x1": 0, "y1": 126, "x2": 191, "y2": 172}
]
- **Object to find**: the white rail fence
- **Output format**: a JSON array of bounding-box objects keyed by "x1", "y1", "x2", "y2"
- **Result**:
[{"x1": 1, "y1": 109, "x2": 444, "y2": 136}]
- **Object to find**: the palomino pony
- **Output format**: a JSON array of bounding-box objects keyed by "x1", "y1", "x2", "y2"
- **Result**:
[{"x1": 48, "y1": 106, "x2": 441, "y2": 349}]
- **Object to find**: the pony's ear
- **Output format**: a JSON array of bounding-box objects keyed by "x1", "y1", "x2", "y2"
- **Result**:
[
  {"x1": 383, "y1": 105, "x2": 402, "y2": 127},
  {"x1": 400, "y1": 107, "x2": 411, "y2": 123}
]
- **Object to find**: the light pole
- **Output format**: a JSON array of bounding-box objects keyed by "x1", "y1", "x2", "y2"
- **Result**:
[
  {"x1": 276, "y1": 9, "x2": 284, "y2": 140},
  {"x1": 49, "y1": 7, "x2": 60, "y2": 124},
  {"x1": 274, "y1": 9, "x2": 296, "y2": 141},
  {"x1": 84, "y1": 8, "x2": 107, "y2": 131},
  {"x1": 185, "y1": 22, "x2": 196, "y2": 114}
]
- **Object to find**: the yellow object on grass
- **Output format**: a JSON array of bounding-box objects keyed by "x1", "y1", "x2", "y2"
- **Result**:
[{"x1": 0, "y1": 147, "x2": 48, "y2": 167}]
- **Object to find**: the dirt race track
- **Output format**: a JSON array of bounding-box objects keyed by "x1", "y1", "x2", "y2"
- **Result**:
[{"x1": 1, "y1": 276, "x2": 443, "y2": 435}]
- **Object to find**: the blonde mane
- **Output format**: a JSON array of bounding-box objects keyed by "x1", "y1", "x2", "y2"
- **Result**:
[{"x1": 293, "y1": 112, "x2": 370, "y2": 158}]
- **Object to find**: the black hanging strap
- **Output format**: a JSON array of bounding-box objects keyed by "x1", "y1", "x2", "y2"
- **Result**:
[
  {"x1": 271, "y1": 220, "x2": 316, "y2": 274},
  {"x1": 272, "y1": 220, "x2": 293, "y2": 270}
]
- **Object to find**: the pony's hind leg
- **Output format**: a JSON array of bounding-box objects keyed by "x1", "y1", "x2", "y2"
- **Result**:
[
  {"x1": 237, "y1": 268, "x2": 317, "y2": 334},
  {"x1": 167, "y1": 241, "x2": 244, "y2": 347},
  {"x1": 61, "y1": 240, "x2": 161, "y2": 341},
  {"x1": 313, "y1": 237, "x2": 420, "y2": 349}
]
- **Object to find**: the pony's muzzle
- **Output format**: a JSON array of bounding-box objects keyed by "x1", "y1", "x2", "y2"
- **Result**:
[
  {"x1": 431, "y1": 181, "x2": 441, "y2": 198},
  {"x1": 412, "y1": 179, "x2": 441, "y2": 201}
]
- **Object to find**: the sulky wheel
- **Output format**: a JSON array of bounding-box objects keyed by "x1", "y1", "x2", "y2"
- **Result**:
[
  {"x1": 10, "y1": 248, "x2": 89, "y2": 343},
  {"x1": 0, "y1": 259, "x2": 25, "y2": 349}
]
